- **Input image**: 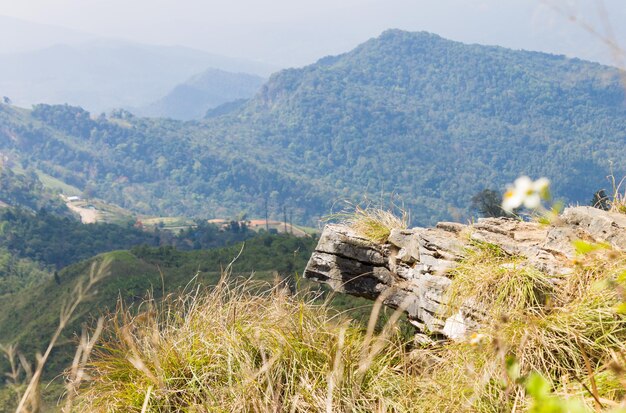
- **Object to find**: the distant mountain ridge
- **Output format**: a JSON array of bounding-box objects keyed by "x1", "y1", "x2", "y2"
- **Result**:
[
  {"x1": 139, "y1": 68, "x2": 265, "y2": 120},
  {"x1": 0, "y1": 30, "x2": 624, "y2": 225},
  {"x1": 0, "y1": 38, "x2": 277, "y2": 113}
]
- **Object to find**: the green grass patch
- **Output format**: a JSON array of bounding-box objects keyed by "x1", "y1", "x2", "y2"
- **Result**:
[{"x1": 34, "y1": 170, "x2": 82, "y2": 196}]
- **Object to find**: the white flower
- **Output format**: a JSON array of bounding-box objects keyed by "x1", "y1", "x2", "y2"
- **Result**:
[
  {"x1": 533, "y1": 177, "x2": 550, "y2": 195},
  {"x1": 502, "y1": 176, "x2": 550, "y2": 213},
  {"x1": 469, "y1": 332, "x2": 488, "y2": 346}
]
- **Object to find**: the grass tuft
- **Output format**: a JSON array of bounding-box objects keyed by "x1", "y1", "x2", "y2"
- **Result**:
[
  {"x1": 607, "y1": 172, "x2": 626, "y2": 214},
  {"x1": 504, "y1": 285, "x2": 626, "y2": 377},
  {"x1": 445, "y1": 240, "x2": 553, "y2": 319},
  {"x1": 70, "y1": 279, "x2": 419, "y2": 412},
  {"x1": 441, "y1": 242, "x2": 626, "y2": 411},
  {"x1": 326, "y1": 204, "x2": 408, "y2": 243}
]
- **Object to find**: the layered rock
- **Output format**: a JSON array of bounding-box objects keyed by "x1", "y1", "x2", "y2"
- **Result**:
[{"x1": 304, "y1": 207, "x2": 626, "y2": 339}]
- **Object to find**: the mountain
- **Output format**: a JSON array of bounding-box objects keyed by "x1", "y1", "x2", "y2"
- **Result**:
[
  {"x1": 0, "y1": 39, "x2": 277, "y2": 113},
  {"x1": 204, "y1": 98, "x2": 249, "y2": 118},
  {"x1": 1, "y1": 30, "x2": 625, "y2": 226},
  {"x1": 225, "y1": 29, "x2": 626, "y2": 223},
  {"x1": 139, "y1": 69, "x2": 265, "y2": 120}
]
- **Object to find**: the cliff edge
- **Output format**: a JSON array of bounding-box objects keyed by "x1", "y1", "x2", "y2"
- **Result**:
[{"x1": 304, "y1": 206, "x2": 626, "y2": 339}]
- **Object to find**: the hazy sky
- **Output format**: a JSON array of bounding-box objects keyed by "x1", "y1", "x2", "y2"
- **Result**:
[{"x1": 1, "y1": 0, "x2": 625, "y2": 68}]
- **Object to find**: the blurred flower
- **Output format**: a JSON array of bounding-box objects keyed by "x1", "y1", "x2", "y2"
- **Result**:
[
  {"x1": 502, "y1": 176, "x2": 550, "y2": 213},
  {"x1": 469, "y1": 332, "x2": 488, "y2": 346}
]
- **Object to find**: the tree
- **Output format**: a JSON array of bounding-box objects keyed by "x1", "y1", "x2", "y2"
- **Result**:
[
  {"x1": 471, "y1": 189, "x2": 511, "y2": 218},
  {"x1": 2, "y1": 96, "x2": 11, "y2": 105},
  {"x1": 590, "y1": 189, "x2": 610, "y2": 211}
]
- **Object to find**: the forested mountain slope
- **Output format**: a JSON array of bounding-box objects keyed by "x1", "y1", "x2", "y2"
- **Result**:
[
  {"x1": 0, "y1": 104, "x2": 330, "y2": 222},
  {"x1": 1, "y1": 30, "x2": 624, "y2": 225},
  {"x1": 226, "y1": 29, "x2": 626, "y2": 223},
  {"x1": 0, "y1": 166, "x2": 68, "y2": 213}
]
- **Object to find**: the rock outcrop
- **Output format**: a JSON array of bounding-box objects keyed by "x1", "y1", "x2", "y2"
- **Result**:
[{"x1": 304, "y1": 207, "x2": 626, "y2": 339}]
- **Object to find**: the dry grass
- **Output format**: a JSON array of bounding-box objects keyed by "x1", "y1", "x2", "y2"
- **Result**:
[
  {"x1": 67, "y1": 247, "x2": 626, "y2": 412},
  {"x1": 70, "y1": 278, "x2": 419, "y2": 412},
  {"x1": 0, "y1": 343, "x2": 30, "y2": 406},
  {"x1": 3, "y1": 213, "x2": 625, "y2": 412},
  {"x1": 504, "y1": 285, "x2": 626, "y2": 375},
  {"x1": 327, "y1": 204, "x2": 408, "y2": 243},
  {"x1": 445, "y1": 241, "x2": 554, "y2": 319},
  {"x1": 607, "y1": 173, "x2": 626, "y2": 214},
  {"x1": 610, "y1": 188, "x2": 626, "y2": 215},
  {"x1": 441, "y1": 242, "x2": 626, "y2": 411},
  {"x1": 63, "y1": 228, "x2": 626, "y2": 412}
]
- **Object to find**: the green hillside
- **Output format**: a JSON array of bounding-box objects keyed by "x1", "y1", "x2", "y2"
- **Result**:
[
  {"x1": 1, "y1": 30, "x2": 624, "y2": 225},
  {"x1": 231, "y1": 30, "x2": 626, "y2": 223},
  {"x1": 0, "y1": 165, "x2": 68, "y2": 214},
  {"x1": 0, "y1": 247, "x2": 51, "y2": 296},
  {"x1": 0, "y1": 103, "x2": 329, "y2": 223}
]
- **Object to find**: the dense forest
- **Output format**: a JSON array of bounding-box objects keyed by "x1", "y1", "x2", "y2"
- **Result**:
[
  {"x1": 0, "y1": 207, "x2": 260, "y2": 266},
  {"x1": 1, "y1": 30, "x2": 624, "y2": 226},
  {"x1": 0, "y1": 103, "x2": 329, "y2": 224},
  {"x1": 0, "y1": 247, "x2": 50, "y2": 296}
]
